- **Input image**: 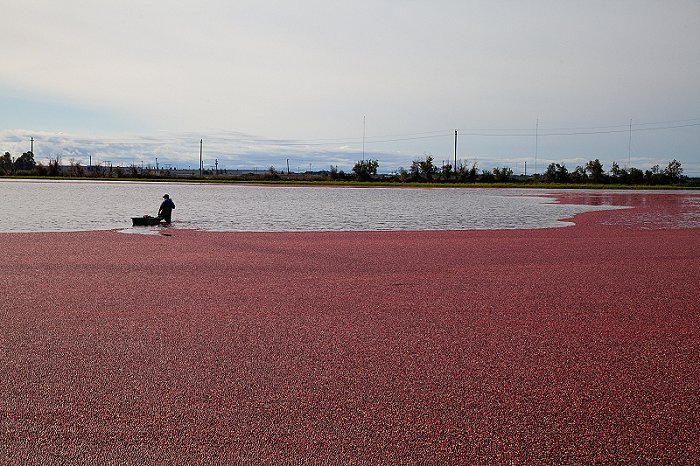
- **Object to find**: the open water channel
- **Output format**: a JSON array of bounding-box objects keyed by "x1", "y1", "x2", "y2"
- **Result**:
[{"x1": 0, "y1": 179, "x2": 630, "y2": 233}]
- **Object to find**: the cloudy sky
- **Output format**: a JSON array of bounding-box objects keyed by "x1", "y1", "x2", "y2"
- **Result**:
[{"x1": 2, "y1": 1, "x2": 699, "y2": 175}]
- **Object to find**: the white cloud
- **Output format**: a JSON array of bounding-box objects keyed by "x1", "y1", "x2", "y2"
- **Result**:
[
  {"x1": 2, "y1": 124, "x2": 699, "y2": 177},
  {"x1": 1, "y1": 1, "x2": 699, "y2": 173}
]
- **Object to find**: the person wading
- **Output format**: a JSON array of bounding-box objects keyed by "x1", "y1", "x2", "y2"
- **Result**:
[{"x1": 158, "y1": 194, "x2": 176, "y2": 224}]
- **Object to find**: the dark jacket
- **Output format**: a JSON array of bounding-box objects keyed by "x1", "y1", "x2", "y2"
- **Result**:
[{"x1": 159, "y1": 198, "x2": 175, "y2": 214}]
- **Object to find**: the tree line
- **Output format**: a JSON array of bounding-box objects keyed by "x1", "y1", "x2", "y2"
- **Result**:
[
  {"x1": 1, "y1": 149, "x2": 693, "y2": 186},
  {"x1": 1, "y1": 151, "x2": 39, "y2": 175},
  {"x1": 540, "y1": 158, "x2": 685, "y2": 185},
  {"x1": 349, "y1": 155, "x2": 691, "y2": 186},
  {"x1": 1, "y1": 152, "x2": 156, "y2": 178},
  {"x1": 1, "y1": 151, "x2": 68, "y2": 177}
]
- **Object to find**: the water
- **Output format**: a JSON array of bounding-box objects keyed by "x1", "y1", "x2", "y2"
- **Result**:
[{"x1": 0, "y1": 179, "x2": 627, "y2": 233}]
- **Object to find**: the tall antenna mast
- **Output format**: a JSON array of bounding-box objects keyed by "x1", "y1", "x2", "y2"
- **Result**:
[
  {"x1": 362, "y1": 116, "x2": 366, "y2": 161},
  {"x1": 535, "y1": 117, "x2": 539, "y2": 175},
  {"x1": 628, "y1": 118, "x2": 632, "y2": 168}
]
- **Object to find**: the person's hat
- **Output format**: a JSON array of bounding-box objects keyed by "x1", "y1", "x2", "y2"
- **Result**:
[{"x1": 163, "y1": 194, "x2": 169, "y2": 198}]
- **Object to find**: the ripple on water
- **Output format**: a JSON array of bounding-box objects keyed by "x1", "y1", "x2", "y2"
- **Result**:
[{"x1": 0, "y1": 180, "x2": 695, "y2": 233}]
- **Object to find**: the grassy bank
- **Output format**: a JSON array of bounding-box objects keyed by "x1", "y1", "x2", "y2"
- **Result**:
[{"x1": 1, "y1": 174, "x2": 698, "y2": 190}]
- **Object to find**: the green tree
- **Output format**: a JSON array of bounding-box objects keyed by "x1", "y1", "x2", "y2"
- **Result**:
[
  {"x1": 628, "y1": 167, "x2": 644, "y2": 184},
  {"x1": 610, "y1": 161, "x2": 627, "y2": 180},
  {"x1": 544, "y1": 163, "x2": 556, "y2": 182},
  {"x1": 440, "y1": 162, "x2": 453, "y2": 181},
  {"x1": 544, "y1": 163, "x2": 569, "y2": 183},
  {"x1": 264, "y1": 166, "x2": 281, "y2": 180},
  {"x1": 570, "y1": 165, "x2": 587, "y2": 183},
  {"x1": 329, "y1": 165, "x2": 346, "y2": 181},
  {"x1": 456, "y1": 161, "x2": 478, "y2": 182},
  {"x1": 34, "y1": 162, "x2": 48, "y2": 176},
  {"x1": 14, "y1": 151, "x2": 36, "y2": 172},
  {"x1": 48, "y1": 156, "x2": 62, "y2": 176},
  {"x1": 479, "y1": 169, "x2": 495, "y2": 182},
  {"x1": 1, "y1": 152, "x2": 13, "y2": 175},
  {"x1": 645, "y1": 164, "x2": 665, "y2": 185},
  {"x1": 68, "y1": 159, "x2": 84, "y2": 177},
  {"x1": 492, "y1": 166, "x2": 513, "y2": 182},
  {"x1": 352, "y1": 159, "x2": 379, "y2": 181},
  {"x1": 410, "y1": 154, "x2": 437, "y2": 181},
  {"x1": 585, "y1": 159, "x2": 605, "y2": 183},
  {"x1": 665, "y1": 159, "x2": 683, "y2": 182}
]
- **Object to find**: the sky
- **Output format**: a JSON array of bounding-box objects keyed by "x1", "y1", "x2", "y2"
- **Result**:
[{"x1": 2, "y1": 0, "x2": 700, "y2": 175}]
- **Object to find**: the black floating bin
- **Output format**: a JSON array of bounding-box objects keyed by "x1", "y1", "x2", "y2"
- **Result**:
[{"x1": 132, "y1": 216, "x2": 163, "y2": 226}]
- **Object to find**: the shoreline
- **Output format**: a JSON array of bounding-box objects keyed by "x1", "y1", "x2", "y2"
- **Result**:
[
  {"x1": 2, "y1": 174, "x2": 699, "y2": 190},
  {"x1": 1, "y1": 193, "x2": 698, "y2": 463}
]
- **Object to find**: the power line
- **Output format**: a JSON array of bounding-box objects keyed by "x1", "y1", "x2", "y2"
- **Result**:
[
  {"x1": 457, "y1": 117, "x2": 700, "y2": 133},
  {"x1": 539, "y1": 122, "x2": 700, "y2": 137},
  {"x1": 271, "y1": 119, "x2": 700, "y2": 146},
  {"x1": 4, "y1": 118, "x2": 699, "y2": 149}
]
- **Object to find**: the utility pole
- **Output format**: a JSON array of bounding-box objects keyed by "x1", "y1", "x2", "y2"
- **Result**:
[
  {"x1": 454, "y1": 130, "x2": 457, "y2": 177},
  {"x1": 199, "y1": 139, "x2": 203, "y2": 177}
]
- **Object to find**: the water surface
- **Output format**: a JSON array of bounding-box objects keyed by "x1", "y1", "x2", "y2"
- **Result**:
[{"x1": 0, "y1": 179, "x2": 640, "y2": 233}]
